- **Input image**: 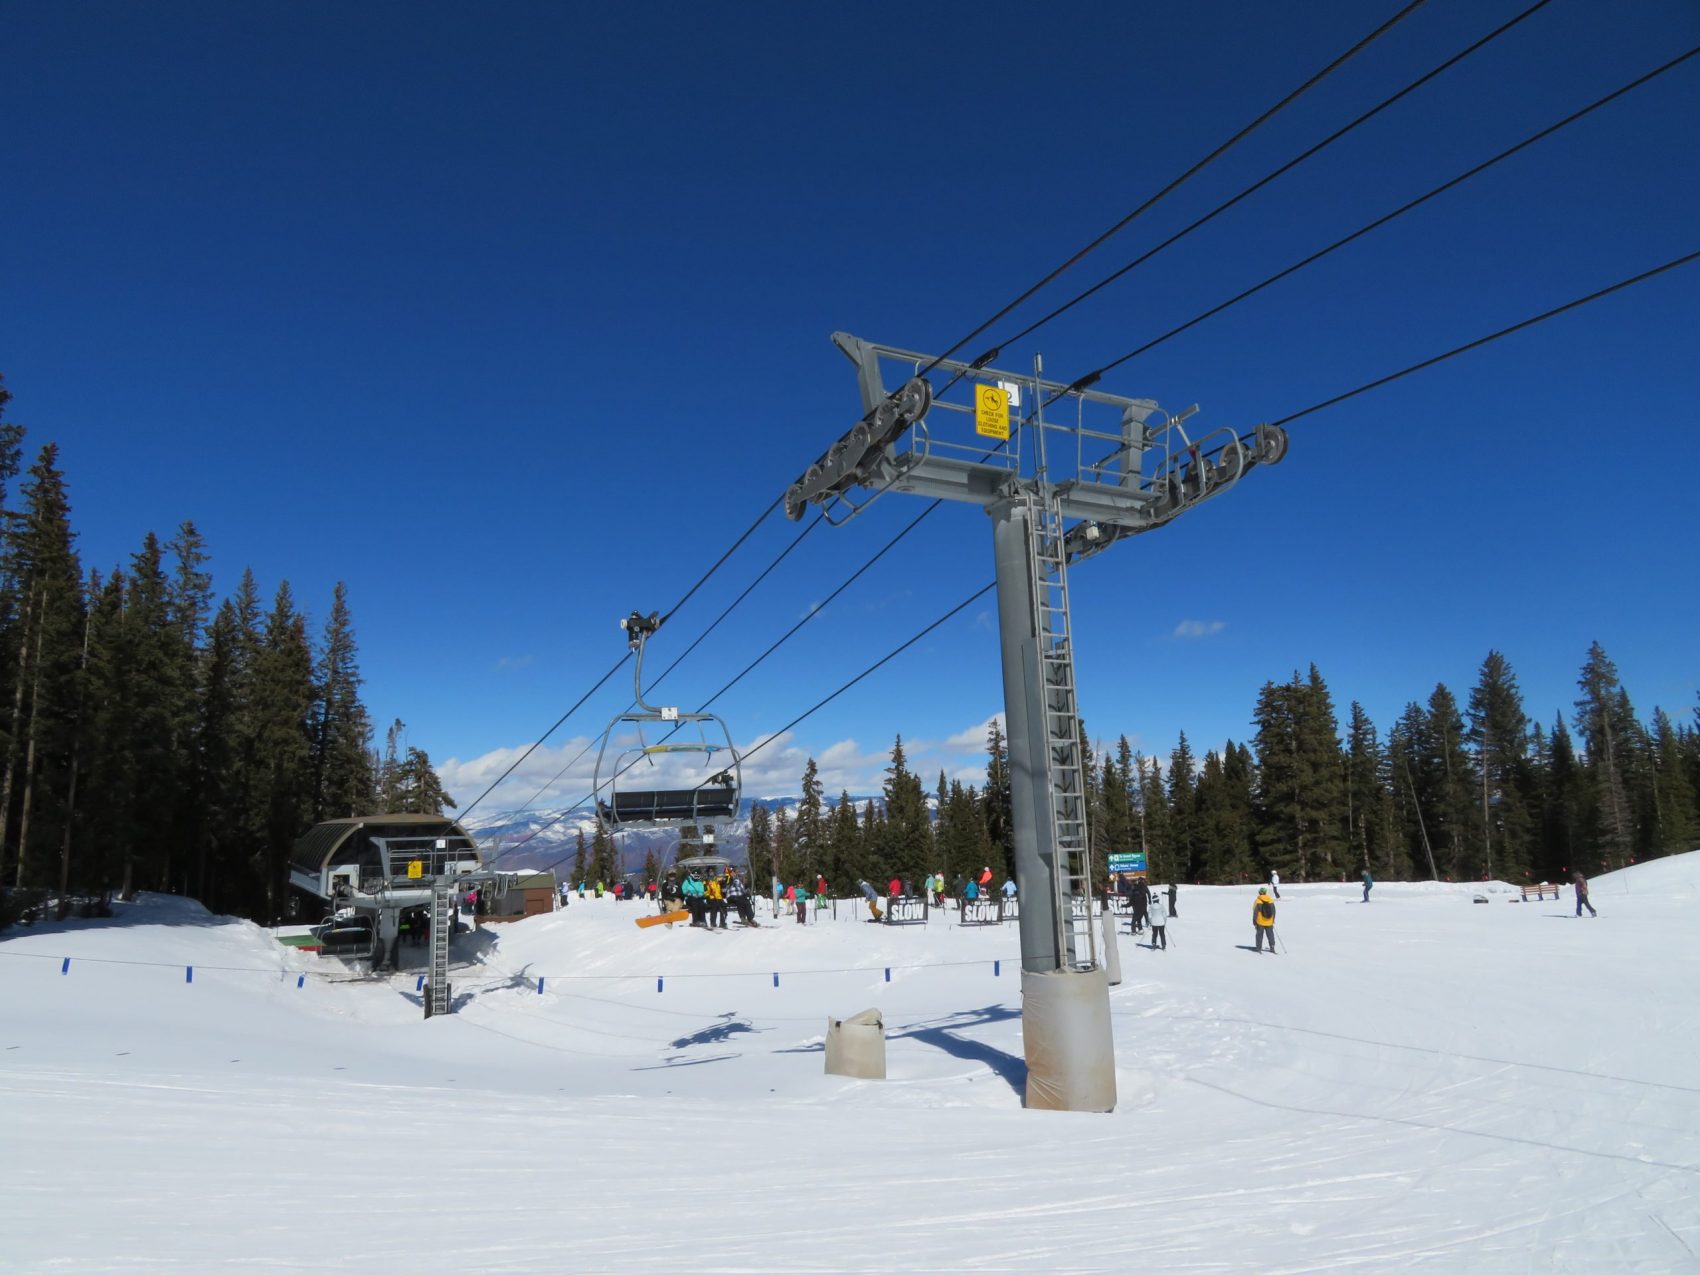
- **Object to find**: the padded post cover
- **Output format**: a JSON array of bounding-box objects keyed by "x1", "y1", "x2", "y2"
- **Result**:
[
  {"x1": 1022, "y1": 967, "x2": 1116, "y2": 1112},
  {"x1": 825, "y1": 1008, "x2": 886, "y2": 1080}
]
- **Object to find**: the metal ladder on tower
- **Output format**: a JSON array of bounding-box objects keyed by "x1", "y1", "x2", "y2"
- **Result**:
[
  {"x1": 424, "y1": 880, "x2": 454, "y2": 1018},
  {"x1": 1024, "y1": 486, "x2": 1098, "y2": 970}
]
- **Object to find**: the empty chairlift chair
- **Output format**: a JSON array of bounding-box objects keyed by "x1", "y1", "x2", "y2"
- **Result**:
[{"x1": 593, "y1": 610, "x2": 742, "y2": 832}]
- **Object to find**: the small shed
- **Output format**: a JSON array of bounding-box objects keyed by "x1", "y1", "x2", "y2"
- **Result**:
[{"x1": 482, "y1": 871, "x2": 559, "y2": 923}]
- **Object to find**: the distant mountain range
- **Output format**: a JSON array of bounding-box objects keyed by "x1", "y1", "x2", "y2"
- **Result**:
[{"x1": 462, "y1": 795, "x2": 897, "y2": 874}]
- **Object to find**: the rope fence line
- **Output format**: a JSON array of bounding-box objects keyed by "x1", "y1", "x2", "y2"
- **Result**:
[{"x1": 1, "y1": 945, "x2": 1019, "y2": 993}]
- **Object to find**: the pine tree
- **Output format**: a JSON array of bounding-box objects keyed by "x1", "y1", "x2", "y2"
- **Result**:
[
  {"x1": 1343, "y1": 703, "x2": 1385, "y2": 876},
  {"x1": 1573, "y1": 642, "x2": 1636, "y2": 870},
  {"x1": 983, "y1": 718, "x2": 1011, "y2": 876},
  {"x1": 746, "y1": 801, "x2": 773, "y2": 887},
  {"x1": 1199, "y1": 741, "x2": 1256, "y2": 883},
  {"x1": 1648, "y1": 707, "x2": 1700, "y2": 855},
  {"x1": 825, "y1": 790, "x2": 860, "y2": 890},
  {"x1": 311, "y1": 582, "x2": 374, "y2": 821},
  {"x1": 250, "y1": 581, "x2": 314, "y2": 919},
  {"x1": 1466, "y1": 651, "x2": 1534, "y2": 881},
  {"x1": 882, "y1": 735, "x2": 930, "y2": 885},
  {"x1": 794, "y1": 757, "x2": 824, "y2": 886},
  {"x1": 1136, "y1": 754, "x2": 1173, "y2": 882},
  {"x1": 772, "y1": 806, "x2": 796, "y2": 883},
  {"x1": 570, "y1": 829, "x2": 588, "y2": 887},
  {"x1": 2, "y1": 446, "x2": 85, "y2": 891},
  {"x1": 1167, "y1": 732, "x2": 1199, "y2": 883}
]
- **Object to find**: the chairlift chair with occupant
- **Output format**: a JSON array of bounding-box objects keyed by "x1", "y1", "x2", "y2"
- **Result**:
[{"x1": 593, "y1": 610, "x2": 742, "y2": 831}]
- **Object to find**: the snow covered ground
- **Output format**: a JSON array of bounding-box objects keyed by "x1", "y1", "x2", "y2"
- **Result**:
[{"x1": 4, "y1": 858, "x2": 1699, "y2": 1273}]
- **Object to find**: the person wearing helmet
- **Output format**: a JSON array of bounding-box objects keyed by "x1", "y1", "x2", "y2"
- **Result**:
[
  {"x1": 978, "y1": 865, "x2": 993, "y2": 889},
  {"x1": 1253, "y1": 888, "x2": 1277, "y2": 953}
]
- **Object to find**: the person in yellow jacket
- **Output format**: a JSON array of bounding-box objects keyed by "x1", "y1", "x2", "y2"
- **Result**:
[
  {"x1": 1252, "y1": 888, "x2": 1277, "y2": 953},
  {"x1": 704, "y1": 875, "x2": 726, "y2": 929}
]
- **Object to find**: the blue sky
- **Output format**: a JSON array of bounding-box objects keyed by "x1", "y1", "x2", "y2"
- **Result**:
[{"x1": 3, "y1": 0, "x2": 1696, "y2": 814}]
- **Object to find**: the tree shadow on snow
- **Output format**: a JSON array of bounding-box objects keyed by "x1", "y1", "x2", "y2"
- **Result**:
[{"x1": 667, "y1": 1012, "x2": 764, "y2": 1051}]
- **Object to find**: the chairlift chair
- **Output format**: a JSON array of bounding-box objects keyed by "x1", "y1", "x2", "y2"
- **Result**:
[{"x1": 594, "y1": 610, "x2": 742, "y2": 831}]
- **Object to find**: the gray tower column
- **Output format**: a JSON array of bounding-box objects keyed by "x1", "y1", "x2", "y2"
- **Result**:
[{"x1": 991, "y1": 497, "x2": 1061, "y2": 974}]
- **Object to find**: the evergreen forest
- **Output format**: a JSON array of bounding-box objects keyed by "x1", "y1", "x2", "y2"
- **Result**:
[
  {"x1": 739, "y1": 653, "x2": 1700, "y2": 894},
  {"x1": 0, "y1": 377, "x2": 453, "y2": 924},
  {"x1": 4, "y1": 376, "x2": 1696, "y2": 923}
]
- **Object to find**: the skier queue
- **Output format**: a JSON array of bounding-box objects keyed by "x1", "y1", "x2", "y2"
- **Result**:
[{"x1": 565, "y1": 864, "x2": 1602, "y2": 948}]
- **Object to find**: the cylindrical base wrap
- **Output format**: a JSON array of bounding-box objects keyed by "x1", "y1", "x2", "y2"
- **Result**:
[
  {"x1": 825, "y1": 1008, "x2": 886, "y2": 1079},
  {"x1": 1100, "y1": 907, "x2": 1123, "y2": 986},
  {"x1": 1022, "y1": 967, "x2": 1117, "y2": 1111}
]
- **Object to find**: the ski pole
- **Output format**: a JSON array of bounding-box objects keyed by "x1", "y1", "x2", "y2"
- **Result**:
[{"x1": 1276, "y1": 930, "x2": 1288, "y2": 955}]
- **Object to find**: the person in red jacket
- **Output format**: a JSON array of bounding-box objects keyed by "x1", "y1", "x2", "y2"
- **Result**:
[
  {"x1": 888, "y1": 878, "x2": 901, "y2": 898},
  {"x1": 978, "y1": 866, "x2": 993, "y2": 890}
]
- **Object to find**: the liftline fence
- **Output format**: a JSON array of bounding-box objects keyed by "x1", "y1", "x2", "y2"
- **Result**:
[{"x1": 0, "y1": 944, "x2": 1027, "y2": 999}]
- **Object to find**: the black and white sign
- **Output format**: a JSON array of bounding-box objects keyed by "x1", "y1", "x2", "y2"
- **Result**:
[
  {"x1": 960, "y1": 899, "x2": 1001, "y2": 927},
  {"x1": 999, "y1": 897, "x2": 1020, "y2": 922},
  {"x1": 885, "y1": 896, "x2": 928, "y2": 925}
]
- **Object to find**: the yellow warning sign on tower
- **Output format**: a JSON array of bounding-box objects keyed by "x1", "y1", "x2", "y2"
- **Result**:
[
  {"x1": 407, "y1": 859, "x2": 423, "y2": 879},
  {"x1": 975, "y1": 385, "x2": 1010, "y2": 439}
]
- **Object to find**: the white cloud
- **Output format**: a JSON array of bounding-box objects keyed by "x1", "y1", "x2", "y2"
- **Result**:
[
  {"x1": 944, "y1": 713, "x2": 1004, "y2": 751},
  {"x1": 1172, "y1": 619, "x2": 1226, "y2": 639},
  {"x1": 493, "y1": 654, "x2": 535, "y2": 671}
]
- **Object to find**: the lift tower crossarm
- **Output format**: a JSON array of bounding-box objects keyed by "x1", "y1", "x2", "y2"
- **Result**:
[{"x1": 783, "y1": 332, "x2": 1287, "y2": 1111}]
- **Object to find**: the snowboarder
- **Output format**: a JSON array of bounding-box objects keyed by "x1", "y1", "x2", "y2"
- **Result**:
[
  {"x1": 858, "y1": 879, "x2": 882, "y2": 922},
  {"x1": 1268, "y1": 869, "x2": 1281, "y2": 899},
  {"x1": 1253, "y1": 889, "x2": 1277, "y2": 952},
  {"x1": 1362, "y1": 868, "x2": 1374, "y2": 903},
  {"x1": 1148, "y1": 890, "x2": 1168, "y2": 950},
  {"x1": 1573, "y1": 871, "x2": 1596, "y2": 917}
]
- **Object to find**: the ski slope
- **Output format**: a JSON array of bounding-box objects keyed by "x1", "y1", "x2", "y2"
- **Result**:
[{"x1": 4, "y1": 859, "x2": 1698, "y2": 1273}]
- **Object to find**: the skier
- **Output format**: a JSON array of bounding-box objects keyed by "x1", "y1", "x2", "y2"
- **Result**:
[
  {"x1": 1166, "y1": 880, "x2": 1178, "y2": 918},
  {"x1": 704, "y1": 874, "x2": 725, "y2": 928},
  {"x1": 726, "y1": 871, "x2": 755, "y2": 926},
  {"x1": 1573, "y1": 870, "x2": 1597, "y2": 918},
  {"x1": 794, "y1": 883, "x2": 810, "y2": 926},
  {"x1": 1001, "y1": 877, "x2": 1017, "y2": 900},
  {"x1": 858, "y1": 879, "x2": 883, "y2": 922},
  {"x1": 1130, "y1": 876, "x2": 1150, "y2": 934},
  {"x1": 931, "y1": 873, "x2": 946, "y2": 908},
  {"x1": 1362, "y1": 868, "x2": 1374, "y2": 903},
  {"x1": 681, "y1": 873, "x2": 705, "y2": 927},
  {"x1": 1147, "y1": 888, "x2": 1169, "y2": 950},
  {"x1": 1268, "y1": 869, "x2": 1281, "y2": 899},
  {"x1": 964, "y1": 877, "x2": 979, "y2": 902},
  {"x1": 978, "y1": 865, "x2": 994, "y2": 891},
  {"x1": 1253, "y1": 888, "x2": 1277, "y2": 953}
]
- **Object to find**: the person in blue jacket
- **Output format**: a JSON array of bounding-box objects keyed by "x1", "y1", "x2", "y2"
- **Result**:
[{"x1": 1362, "y1": 868, "x2": 1374, "y2": 903}]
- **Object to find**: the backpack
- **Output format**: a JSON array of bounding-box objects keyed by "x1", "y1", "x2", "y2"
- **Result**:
[{"x1": 1257, "y1": 900, "x2": 1275, "y2": 921}]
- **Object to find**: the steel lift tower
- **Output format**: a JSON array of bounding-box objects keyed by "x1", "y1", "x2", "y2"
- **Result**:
[{"x1": 785, "y1": 333, "x2": 1287, "y2": 1110}]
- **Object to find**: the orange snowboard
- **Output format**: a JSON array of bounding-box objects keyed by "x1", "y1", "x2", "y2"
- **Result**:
[{"x1": 636, "y1": 910, "x2": 690, "y2": 928}]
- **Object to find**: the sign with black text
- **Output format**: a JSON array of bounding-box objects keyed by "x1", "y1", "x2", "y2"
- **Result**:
[{"x1": 999, "y1": 897, "x2": 1020, "y2": 922}]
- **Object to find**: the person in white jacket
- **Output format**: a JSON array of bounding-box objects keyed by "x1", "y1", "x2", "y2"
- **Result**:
[
  {"x1": 1147, "y1": 890, "x2": 1169, "y2": 950},
  {"x1": 1268, "y1": 869, "x2": 1281, "y2": 899}
]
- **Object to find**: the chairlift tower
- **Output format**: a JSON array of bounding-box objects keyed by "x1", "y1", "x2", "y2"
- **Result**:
[{"x1": 785, "y1": 333, "x2": 1287, "y2": 1110}]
